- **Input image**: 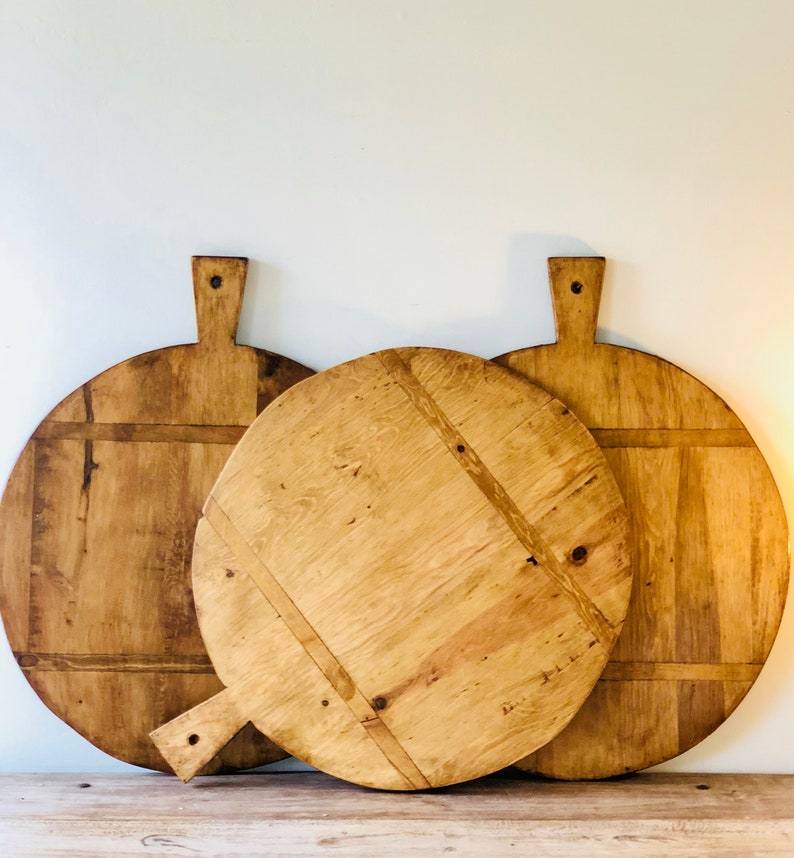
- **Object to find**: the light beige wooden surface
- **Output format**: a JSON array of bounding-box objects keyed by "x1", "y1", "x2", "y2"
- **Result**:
[
  {"x1": 0, "y1": 257, "x2": 314, "y2": 773},
  {"x1": 2, "y1": 771, "x2": 793, "y2": 857},
  {"x1": 153, "y1": 347, "x2": 632, "y2": 789},
  {"x1": 494, "y1": 257, "x2": 790, "y2": 779}
]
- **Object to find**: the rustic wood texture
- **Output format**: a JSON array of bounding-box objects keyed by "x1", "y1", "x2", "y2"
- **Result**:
[
  {"x1": 152, "y1": 347, "x2": 632, "y2": 789},
  {"x1": 494, "y1": 257, "x2": 790, "y2": 779},
  {"x1": 0, "y1": 256, "x2": 314, "y2": 773},
  {"x1": 2, "y1": 771, "x2": 794, "y2": 856}
]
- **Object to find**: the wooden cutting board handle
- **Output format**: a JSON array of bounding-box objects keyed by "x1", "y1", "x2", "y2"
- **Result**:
[
  {"x1": 192, "y1": 256, "x2": 248, "y2": 351},
  {"x1": 149, "y1": 685, "x2": 249, "y2": 782},
  {"x1": 549, "y1": 256, "x2": 605, "y2": 349}
]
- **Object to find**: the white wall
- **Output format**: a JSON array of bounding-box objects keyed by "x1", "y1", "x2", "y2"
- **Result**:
[{"x1": 1, "y1": 0, "x2": 793, "y2": 774}]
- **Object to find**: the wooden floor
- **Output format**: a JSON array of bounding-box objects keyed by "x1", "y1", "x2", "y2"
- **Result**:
[{"x1": 1, "y1": 770, "x2": 793, "y2": 856}]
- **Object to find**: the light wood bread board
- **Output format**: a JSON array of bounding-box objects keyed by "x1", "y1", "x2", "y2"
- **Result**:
[
  {"x1": 494, "y1": 257, "x2": 789, "y2": 779},
  {"x1": 152, "y1": 347, "x2": 632, "y2": 789},
  {"x1": 0, "y1": 256, "x2": 314, "y2": 773}
]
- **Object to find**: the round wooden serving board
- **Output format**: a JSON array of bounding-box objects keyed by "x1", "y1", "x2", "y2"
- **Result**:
[
  {"x1": 0, "y1": 257, "x2": 313, "y2": 773},
  {"x1": 151, "y1": 347, "x2": 632, "y2": 790},
  {"x1": 495, "y1": 257, "x2": 790, "y2": 779}
]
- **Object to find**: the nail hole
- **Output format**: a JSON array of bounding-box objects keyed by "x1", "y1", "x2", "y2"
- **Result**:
[
  {"x1": 456, "y1": 444, "x2": 465, "y2": 453},
  {"x1": 188, "y1": 734, "x2": 200, "y2": 746},
  {"x1": 321, "y1": 699, "x2": 329, "y2": 707},
  {"x1": 696, "y1": 783, "x2": 710, "y2": 790},
  {"x1": 373, "y1": 696, "x2": 387, "y2": 710},
  {"x1": 78, "y1": 782, "x2": 91, "y2": 789},
  {"x1": 571, "y1": 281, "x2": 583, "y2": 294},
  {"x1": 210, "y1": 275, "x2": 223, "y2": 289},
  {"x1": 571, "y1": 545, "x2": 588, "y2": 563}
]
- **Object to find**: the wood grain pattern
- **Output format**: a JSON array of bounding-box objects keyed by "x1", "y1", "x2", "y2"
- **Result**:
[
  {"x1": 494, "y1": 257, "x2": 790, "y2": 779},
  {"x1": 0, "y1": 256, "x2": 314, "y2": 773},
  {"x1": 152, "y1": 347, "x2": 632, "y2": 789},
  {"x1": 3, "y1": 772, "x2": 794, "y2": 857}
]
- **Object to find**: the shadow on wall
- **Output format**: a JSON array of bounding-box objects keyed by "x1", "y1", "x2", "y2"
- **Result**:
[{"x1": 237, "y1": 234, "x2": 604, "y2": 369}]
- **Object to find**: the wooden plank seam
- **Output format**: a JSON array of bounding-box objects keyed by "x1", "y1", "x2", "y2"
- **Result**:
[
  {"x1": 34, "y1": 422, "x2": 247, "y2": 444},
  {"x1": 599, "y1": 662, "x2": 763, "y2": 681},
  {"x1": 591, "y1": 428, "x2": 753, "y2": 448},
  {"x1": 12, "y1": 653, "x2": 762, "y2": 682},
  {"x1": 12, "y1": 652, "x2": 215, "y2": 673}
]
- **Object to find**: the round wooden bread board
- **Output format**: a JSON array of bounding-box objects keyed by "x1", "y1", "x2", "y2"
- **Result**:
[
  {"x1": 0, "y1": 257, "x2": 314, "y2": 773},
  {"x1": 494, "y1": 257, "x2": 789, "y2": 779},
  {"x1": 151, "y1": 346, "x2": 633, "y2": 790}
]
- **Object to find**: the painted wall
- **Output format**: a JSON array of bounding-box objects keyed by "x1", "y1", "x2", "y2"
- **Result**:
[{"x1": 1, "y1": 0, "x2": 793, "y2": 773}]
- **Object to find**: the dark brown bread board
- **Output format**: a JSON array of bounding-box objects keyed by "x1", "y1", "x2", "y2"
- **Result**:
[
  {"x1": 0, "y1": 256, "x2": 314, "y2": 773},
  {"x1": 494, "y1": 257, "x2": 789, "y2": 779},
  {"x1": 151, "y1": 347, "x2": 633, "y2": 790}
]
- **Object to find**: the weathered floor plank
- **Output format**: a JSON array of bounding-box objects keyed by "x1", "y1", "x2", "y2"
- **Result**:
[{"x1": 1, "y1": 771, "x2": 793, "y2": 856}]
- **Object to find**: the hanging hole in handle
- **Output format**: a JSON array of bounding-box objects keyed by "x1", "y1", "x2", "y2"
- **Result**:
[
  {"x1": 570, "y1": 281, "x2": 584, "y2": 294},
  {"x1": 188, "y1": 734, "x2": 200, "y2": 746},
  {"x1": 210, "y1": 275, "x2": 223, "y2": 290}
]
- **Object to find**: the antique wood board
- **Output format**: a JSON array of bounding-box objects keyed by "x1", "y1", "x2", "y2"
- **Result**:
[
  {"x1": 152, "y1": 347, "x2": 632, "y2": 789},
  {"x1": 0, "y1": 256, "x2": 314, "y2": 773},
  {"x1": 494, "y1": 257, "x2": 789, "y2": 779}
]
